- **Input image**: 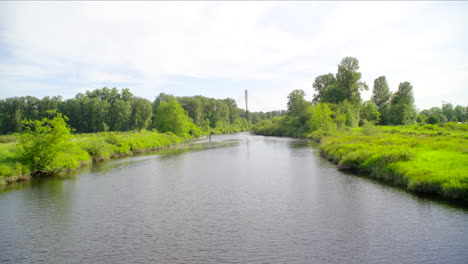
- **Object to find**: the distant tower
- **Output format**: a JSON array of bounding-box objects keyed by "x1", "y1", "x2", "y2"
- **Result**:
[{"x1": 245, "y1": 89, "x2": 248, "y2": 112}]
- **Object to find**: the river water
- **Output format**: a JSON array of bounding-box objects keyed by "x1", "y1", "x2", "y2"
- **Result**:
[{"x1": 0, "y1": 133, "x2": 466, "y2": 264}]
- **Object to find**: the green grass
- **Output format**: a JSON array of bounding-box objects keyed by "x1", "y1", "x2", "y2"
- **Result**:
[
  {"x1": 0, "y1": 140, "x2": 31, "y2": 184},
  {"x1": 309, "y1": 123, "x2": 468, "y2": 202},
  {"x1": 0, "y1": 130, "x2": 188, "y2": 184},
  {"x1": 75, "y1": 130, "x2": 185, "y2": 160}
]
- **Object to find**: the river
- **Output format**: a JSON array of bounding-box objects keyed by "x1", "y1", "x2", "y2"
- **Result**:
[{"x1": 0, "y1": 133, "x2": 467, "y2": 263}]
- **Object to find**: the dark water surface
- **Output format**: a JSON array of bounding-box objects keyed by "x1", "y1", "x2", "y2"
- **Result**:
[{"x1": 1, "y1": 133, "x2": 467, "y2": 264}]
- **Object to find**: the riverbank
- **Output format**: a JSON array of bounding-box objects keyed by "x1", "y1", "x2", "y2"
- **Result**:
[
  {"x1": 0, "y1": 130, "x2": 190, "y2": 185},
  {"x1": 308, "y1": 124, "x2": 468, "y2": 202}
]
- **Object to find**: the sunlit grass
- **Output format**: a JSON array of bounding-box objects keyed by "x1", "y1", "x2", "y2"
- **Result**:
[
  {"x1": 0, "y1": 130, "x2": 188, "y2": 184},
  {"x1": 310, "y1": 123, "x2": 468, "y2": 202}
]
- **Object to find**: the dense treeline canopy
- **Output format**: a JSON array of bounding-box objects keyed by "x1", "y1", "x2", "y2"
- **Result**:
[
  {"x1": 255, "y1": 57, "x2": 468, "y2": 138},
  {"x1": 2, "y1": 57, "x2": 465, "y2": 137},
  {"x1": 0, "y1": 87, "x2": 284, "y2": 136}
]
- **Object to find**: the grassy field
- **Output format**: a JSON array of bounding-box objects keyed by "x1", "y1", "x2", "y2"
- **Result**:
[
  {"x1": 0, "y1": 130, "x2": 187, "y2": 185},
  {"x1": 309, "y1": 123, "x2": 468, "y2": 202}
]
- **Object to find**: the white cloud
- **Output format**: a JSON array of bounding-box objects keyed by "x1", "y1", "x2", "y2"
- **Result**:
[
  {"x1": 0, "y1": 1, "x2": 467, "y2": 110},
  {"x1": 0, "y1": 63, "x2": 54, "y2": 79}
]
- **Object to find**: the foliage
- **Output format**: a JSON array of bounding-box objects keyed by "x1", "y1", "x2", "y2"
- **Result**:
[
  {"x1": 313, "y1": 57, "x2": 367, "y2": 105},
  {"x1": 285, "y1": 90, "x2": 313, "y2": 137},
  {"x1": 254, "y1": 57, "x2": 466, "y2": 141},
  {"x1": 1, "y1": 129, "x2": 187, "y2": 183},
  {"x1": 361, "y1": 120, "x2": 378, "y2": 135},
  {"x1": 427, "y1": 114, "x2": 440, "y2": 125},
  {"x1": 0, "y1": 87, "x2": 258, "y2": 136},
  {"x1": 334, "y1": 100, "x2": 360, "y2": 128},
  {"x1": 454, "y1": 105, "x2": 468, "y2": 122},
  {"x1": 388, "y1": 82, "x2": 417, "y2": 125},
  {"x1": 154, "y1": 100, "x2": 201, "y2": 137},
  {"x1": 334, "y1": 57, "x2": 368, "y2": 104},
  {"x1": 0, "y1": 142, "x2": 30, "y2": 183},
  {"x1": 311, "y1": 125, "x2": 468, "y2": 202},
  {"x1": 312, "y1": 73, "x2": 336, "y2": 103},
  {"x1": 76, "y1": 130, "x2": 184, "y2": 160},
  {"x1": 371, "y1": 76, "x2": 391, "y2": 125},
  {"x1": 441, "y1": 103, "x2": 455, "y2": 122},
  {"x1": 360, "y1": 101, "x2": 381, "y2": 125},
  {"x1": 16, "y1": 112, "x2": 89, "y2": 175},
  {"x1": 310, "y1": 103, "x2": 335, "y2": 132}
]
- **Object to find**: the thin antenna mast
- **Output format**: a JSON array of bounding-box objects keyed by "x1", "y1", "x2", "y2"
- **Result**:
[{"x1": 245, "y1": 89, "x2": 248, "y2": 112}]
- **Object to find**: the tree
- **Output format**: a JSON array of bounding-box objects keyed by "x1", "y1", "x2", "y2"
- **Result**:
[
  {"x1": 454, "y1": 105, "x2": 467, "y2": 122},
  {"x1": 224, "y1": 98, "x2": 239, "y2": 124},
  {"x1": 388, "y1": 82, "x2": 417, "y2": 125},
  {"x1": 416, "y1": 114, "x2": 427, "y2": 124},
  {"x1": 17, "y1": 112, "x2": 73, "y2": 175},
  {"x1": 129, "y1": 98, "x2": 152, "y2": 130},
  {"x1": 427, "y1": 114, "x2": 440, "y2": 124},
  {"x1": 441, "y1": 103, "x2": 455, "y2": 122},
  {"x1": 287, "y1": 89, "x2": 308, "y2": 117},
  {"x1": 419, "y1": 106, "x2": 448, "y2": 124},
  {"x1": 333, "y1": 100, "x2": 360, "y2": 128},
  {"x1": 109, "y1": 99, "x2": 131, "y2": 131},
  {"x1": 154, "y1": 100, "x2": 198, "y2": 137},
  {"x1": 309, "y1": 103, "x2": 335, "y2": 132},
  {"x1": 286, "y1": 89, "x2": 312, "y2": 136},
  {"x1": 312, "y1": 73, "x2": 336, "y2": 103},
  {"x1": 335, "y1": 57, "x2": 368, "y2": 104},
  {"x1": 360, "y1": 101, "x2": 381, "y2": 125},
  {"x1": 178, "y1": 96, "x2": 204, "y2": 126},
  {"x1": 371, "y1": 76, "x2": 391, "y2": 124}
]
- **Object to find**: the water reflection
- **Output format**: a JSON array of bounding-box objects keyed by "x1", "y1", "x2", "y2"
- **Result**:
[{"x1": 0, "y1": 133, "x2": 467, "y2": 264}]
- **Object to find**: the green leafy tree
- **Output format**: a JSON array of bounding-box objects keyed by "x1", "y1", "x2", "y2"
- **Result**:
[
  {"x1": 441, "y1": 103, "x2": 455, "y2": 122},
  {"x1": 154, "y1": 100, "x2": 200, "y2": 137},
  {"x1": 286, "y1": 90, "x2": 312, "y2": 137},
  {"x1": 224, "y1": 98, "x2": 239, "y2": 124},
  {"x1": 309, "y1": 103, "x2": 335, "y2": 132},
  {"x1": 371, "y1": 76, "x2": 391, "y2": 124},
  {"x1": 129, "y1": 97, "x2": 152, "y2": 130},
  {"x1": 17, "y1": 112, "x2": 73, "y2": 175},
  {"x1": 333, "y1": 100, "x2": 360, "y2": 128},
  {"x1": 178, "y1": 96, "x2": 204, "y2": 126},
  {"x1": 419, "y1": 106, "x2": 448, "y2": 124},
  {"x1": 109, "y1": 99, "x2": 131, "y2": 131},
  {"x1": 454, "y1": 105, "x2": 467, "y2": 122},
  {"x1": 312, "y1": 73, "x2": 336, "y2": 103},
  {"x1": 335, "y1": 57, "x2": 368, "y2": 104},
  {"x1": 427, "y1": 114, "x2": 440, "y2": 124},
  {"x1": 287, "y1": 90, "x2": 308, "y2": 116},
  {"x1": 388, "y1": 82, "x2": 417, "y2": 125},
  {"x1": 360, "y1": 100, "x2": 381, "y2": 125},
  {"x1": 416, "y1": 114, "x2": 427, "y2": 124}
]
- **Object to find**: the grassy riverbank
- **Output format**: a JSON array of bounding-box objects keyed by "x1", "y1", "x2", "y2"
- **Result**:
[
  {"x1": 0, "y1": 131, "x2": 187, "y2": 185},
  {"x1": 309, "y1": 123, "x2": 468, "y2": 202}
]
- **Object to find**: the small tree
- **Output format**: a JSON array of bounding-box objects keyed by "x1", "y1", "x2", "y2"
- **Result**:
[
  {"x1": 360, "y1": 100, "x2": 381, "y2": 125},
  {"x1": 335, "y1": 57, "x2": 368, "y2": 104},
  {"x1": 309, "y1": 103, "x2": 335, "y2": 132},
  {"x1": 371, "y1": 76, "x2": 391, "y2": 124},
  {"x1": 154, "y1": 100, "x2": 201, "y2": 137},
  {"x1": 388, "y1": 82, "x2": 417, "y2": 125},
  {"x1": 17, "y1": 112, "x2": 73, "y2": 175},
  {"x1": 427, "y1": 114, "x2": 440, "y2": 124}
]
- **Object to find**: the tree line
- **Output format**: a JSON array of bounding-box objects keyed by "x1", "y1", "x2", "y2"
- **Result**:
[
  {"x1": 254, "y1": 57, "x2": 468, "y2": 137},
  {"x1": 0, "y1": 87, "x2": 283, "y2": 135}
]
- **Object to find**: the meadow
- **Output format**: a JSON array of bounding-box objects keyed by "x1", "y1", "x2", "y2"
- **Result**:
[
  {"x1": 309, "y1": 123, "x2": 468, "y2": 202},
  {"x1": 0, "y1": 130, "x2": 187, "y2": 185}
]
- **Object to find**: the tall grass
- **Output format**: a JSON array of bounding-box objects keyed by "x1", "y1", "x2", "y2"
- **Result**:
[
  {"x1": 309, "y1": 124, "x2": 468, "y2": 202},
  {"x1": 0, "y1": 130, "x2": 188, "y2": 184}
]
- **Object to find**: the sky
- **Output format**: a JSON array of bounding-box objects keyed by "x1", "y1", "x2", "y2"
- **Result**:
[{"x1": 0, "y1": 1, "x2": 467, "y2": 112}]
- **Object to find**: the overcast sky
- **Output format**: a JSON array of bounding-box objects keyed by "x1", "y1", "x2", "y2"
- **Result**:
[{"x1": 1, "y1": 1, "x2": 467, "y2": 112}]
